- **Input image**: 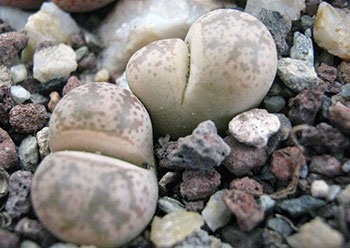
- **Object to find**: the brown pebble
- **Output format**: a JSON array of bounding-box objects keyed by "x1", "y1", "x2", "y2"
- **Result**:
[
  {"x1": 155, "y1": 141, "x2": 181, "y2": 170},
  {"x1": 338, "y1": 61, "x2": 350, "y2": 85},
  {"x1": 0, "y1": 31, "x2": 28, "y2": 67},
  {"x1": 288, "y1": 87, "x2": 325, "y2": 125},
  {"x1": 20, "y1": 77, "x2": 41, "y2": 94},
  {"x1": 78, "y1": 52, "x2": 96, "y2": 70},
  {"x1": 0, "y1": 229, "x2": 20, "y2": 248},
  {"x1": 48, "y1": 91, "x2": 60, "y2": 112},
  {"x1": 230, "y1": 177, "x2": 264, "y2": 196},
  {"x1": 309, "y1": 155, "x2": 342, "y2": 177},
  {"x1": 316, "y1": 63, "x2": 337, "y2": 82},
  {"x1": 0, "y1": 19, "x2": 14, "y2": 34},
  {"x1": 270, "y1": 147, "x2": 306, "y2": 181},
  {"x1": 0, "y1": 127, "x2": 18, "y2": 170},
  {"x1": 222, "y1": 189, "x2": 264, "y2": 231},
  {"x1": 62, "y1": 76, "x2": 83, "y2": 96},
  {"x1": 9, "y1": 103, "x2": 48, "y2": 133},
  {"x1": 185, "y1": 201, "x2": 205, "y2": 212},
  {"x1": 222, "y1": 135, "x2": 267, "y2": 176},
  {"x1": 328, "y1": 102, "x2": 350, "y2": 135},
  {"x1": 0, "y1": 84, "x2": 14, "y2": 127},
  {"x1": 180, "y1": 169, "x2": 221, "y2": 201},
  {"x1": 158, "y1": 171, "x2": 180, "y2": 194},
  {"x1": 70, "y1": 32, "x2": 86, "y2": 49}
]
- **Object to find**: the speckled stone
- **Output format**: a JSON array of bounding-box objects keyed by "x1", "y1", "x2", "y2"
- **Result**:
[
  {"x1": 229, "y1": 109, "x2": 280, "y2": 148},
  {"x1": 0, "y1": 127, "x2": 18, "y2": 170},
  {"x1": 290, "y1": 31, "x2": 314, "y2": 65},
  {"x1": 287, "y1": 217, "x2": 344, "y2": 248},
  {"x1": 36, "y1": 127, "x2": 50, "y2": 159},
  {"x1": 288, "y1": 87, "x2": 325, "y2": 125},
  {"x1": 309, "y1": 155, "x2": 342, "y2": 177},
  {"x1": 222, "y1": 189, "x2": 264, "y2": 231},
  {"x1": 180, "y1": 169, "x2": 221, "y2": 201},
  {"x1": 317, "y1": 63, "x2": 337, "y2": 83},
  {"x1": 5, "y1": 170, "x2": 33, "y2": 218},
  {"x1": 270, "y1": 147, "x2": 306, "y2": 181},
  {"x1": 230, "y1": 177, "x2": 264, "y2": 196},
  {"x1": 337, "y1": 61, "x2": 350, "y2": 85},
  {"x1": 156, "y1": 141, "x2": 182, "y2": 170},
  {"x1": 222, "y1": 135, "x2": 267, "y2": 176},
  {"x1": 9, "y1": 103, "x2": 48, "y2": 133},
  {"x1": 168, "y1": 120, "x2": 230, "y2": 170},
  {"x1": 0, "y1": 84, "x2": 14, "y2": 127},
  {"x1": 18, "y1": 135, "x2": 39, "y2": 172},
  {"x1": 0, "y1": 65, "x2": 12, "y2": 87},
  {"x1": 174, "y1": 229, "x2": 224, "y2": 248},
  {"x1": 278, "y1": 195, "x2": 326, "y2": 217},
  {"x1": 0, "y1": 31, "x2": 28, "y2": 67}
]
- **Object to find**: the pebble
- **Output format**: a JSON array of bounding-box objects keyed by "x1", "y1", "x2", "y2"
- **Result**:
[
  {"x1": 342, "y1": 160, "x2": 350, "y2": 173},
  {"x1": 244, "y1": 0, "x2": 306, "y2": 21},
  {"x1": 69, "y1": 32, "x2": 85, "y2": 49},
  {"x1": 220, "y1": 225, "x2": 263, "y2": 248},
  {"x1": 300, "y1": 15, "x2": 315, "y2": 31},
  {"x1": 228, "y1": 109, "x2": 280, "y2": 148},
  {"x1": 22, "y1": 2, "x2": 80, "y2": 61},
  {"x1": 20, "y1": 240, "x2": 41, "y2": 248},
  {"x1": 0, "y1": 18, "x2": 14, "y2": 33},
  {"x1": 310, "y1": 180, "x2": 329, "y2": 198},
  {"x1": 328, "y1": 102, "x2": 350, "y2": 135},
  {"x1": 173, "y1": 229, "x2": 223, "y2": 248},
  {"x1": 94, "y1": 69, "x2": 110, "y2": 82},
  {"x1": 0, "y1": 31, "x2": 28, "y2": 67},
  {"x1": 263, "y1": 95, "x2": 286, "y2": 113},
  {"x1": 150, "y1": 210, "x2": 204, "y2": 248},
  {"x1": 266, "y1": 113, "x2": 292, "y2": 154},
  {"x1": 288, "y1": 87, "x2": 325, "y2": 125},
  {"x1": 185, "y1": 201, "x2": 204, "y2": 213},
  {"x1": 287, "y1": 217, "x2": 344, "y2": 248},
  {"x1": 180, "y1": 169, "x2": 221, "y2": 201},
  {"x1": 309, "y1": 155, "x2": 342, "y2": 177},
  {"x1": 158, "y1": 196, "x2": 185, "y2": 214},
  {"x1": 99, "y1": 0, "x2": 224, "y2": 73},
  {"x1": 259, "y1": 195, "x2": 276, "y2": 212},
  {"x1": 267, "y1": 217, "x2": 293, "y2": 237},
  {"x1": 33, "y1": 43, "x2": 78, "y2": 83},
  {"x1": 9, "y1": 103, "x2": 48, "y2": 133},
  {"x1": 270, "y1": 147, "x2": 306, "y2": 181},
  {"x1": 18, "y1": 135, "x2": 39, "y2": 172},
  {"x1": 158, "y1": 171, "x2": 180, "y2": 193},
  {"x1": 263, "y1": 229, "x2": 289, "y2": 248},
  {"x1": 0, "y1": 0, "x2": 45, "y2": 9},
  {"x1": 10, "y1": 85, "x2": 31, "y2": 104},
  {"x1": 0, "y1": 5, "x2": 32, "y2": 31},
  {"x1": 74, "y1": 45, "x2": 88, "y2": 62},
  {"x1": 5, "y1": 170, "x2": 33, "y2": 218},
  {"x1": 0, "y1": 85, "x2": 14, "y2": 128},
  {"x1": 78, "y1": 52, "x2": 96, "y2": 70},
  {"x1": 336, "y1": 184, "x2": 350, "y2": 205},
  {"x1": 0, "y1": 65, "x2": 12, "y2": 87},
  {"x1": 258, "y1": 8, "x2": 292, "y2": 56},
  {"x1": 10, "y1": 64, "x2": 27, "y2": 83},
  {"x1": 48, "y1": 91, "x2": 60, "y2": 112},
  {"x1": 156, "y1": 141, "x2": 182, "y2": 170},
  {"x1": 52, "y1": 0, "x2": 114, "y2": 12},
  {"x1": 316, "y1": 63, "x2": 337, "y2": 83},
  {"x1": 36, "y1": 127, "x2": 50, "y2": 159},
  {"x1": 290, "y1": 31, "x2": 314, "y2": 65},
  {"x1": 313, "y1": 2, "x2": 350, "y2": 60},
  {"x1": 337, "y1": 61, "x2": 350, "y2": 85},
  {"x1": 278, "y1": 58, "x2": 323, "y2": 92},
  {"x1": 230, "y1": 177, "x2": 264, "y2": 196},
  {"x1": 30, "y1": 93, "x2": 49, "y2": 105},
  {"x1": 0, "y1": 229, "x2": 20, "y2": 248},
  {"x1": 326, "y1": 185, "x2": 341, "y2": 201},
  {"x1": 201, "y1": 190, "x2": 231, "y2": 232},
  {"x1": 299, "y1": 122, "x2": 350, "y2": 156},
  {"x1": 0, "y1": 127, "x2": 18, "y2": 170},
  {"x1": 222, "y1": 189, "x2": 264, "y2": 231},
  {"x1": 62, "y1": 76, "x2": 83, "y2": 96},
  {"x1": 278, "y1": 195, "x2": 326, "y2": 217},
  {"x1": 340, "y1": 84, "x2": 350, "y2": 100},
  {"x1": 36, "y1": 78, "x2": 66, "y2": 98},
  {"x1": 49, "y1": 244, "x2": 78, "y2": 248},
  {"x1": 222, "y1": 135, "x2": 267, "y2": 176},
  {"x1": 168, "y1": 120, "x2": 230, "y2": 170}
]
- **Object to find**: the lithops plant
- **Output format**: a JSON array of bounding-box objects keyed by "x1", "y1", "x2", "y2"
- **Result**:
[
  {"x1": 31, "y1": 82, "x2": 158, "y2": 248},
  {"x1": 126, "y1": 9, "x2": 278, "y2": 138}
]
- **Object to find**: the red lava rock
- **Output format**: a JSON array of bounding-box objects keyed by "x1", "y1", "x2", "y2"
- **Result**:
[
  {"x1": 53, "y1": 0, "x2": 115, "y2": 12},
  {"x1": 155, "y1": 141, "x2": 180, "y2": 170},
  {"x1": 299, "y1": 122, "x2": 350, "y2": 155},
  {"x1": 61, "y1": 76, "x2": 83, "y2": 96},
  {"x1": 0, "y1": 0, "x2": 45, "y2": 9},
  {"x1": 9, "y1": 103, "x2": 48, "y2": 134},
  {"x1": 222, "y1": 189, "x2": 264, "y2": 231},
  {"x1": 5, "y1": 170, "x2": 33, "y2": 219},
  {"x1": 69, "y1": 32, "x2": 86, "y2": 49},
  {"x1": 0, "y1": 85, "x2": 14, "y2": 127},
  {"x1": 288, "y1": 87, "x2": 325, "y2": 125},
  {"x1": 316, "y1": 63, "x2": 337, "y2": 82},
  {"x1": 0, "y1": 19, "x2": 14, "y2": 34},
  {"x1": 0, "y1": 229, "x2": 20, "y2": 248},
  {"x1": 309, "y1": 155, "x2": 342, "y2": 177},
  {"x1": 230, "y1": 177, "x2": 264, "y2": 196},
  {"x1": 328, "y1": 102, "x2": 350, "y2": 135},
  {"x1": 222, "y1": 135, "x2": 267, "y2": 176},
  {"x1": 185, "y1": 201, "x2": 205, "y2": 212},
  {"x1": 0, "y1": 31, "x2": 28, "y2": 67},
  {"x1": 270, "y1": 147, "x2": 306, "y2": 181},
  {"x1": 338, "y1": 61, "x2": 350, "y2": 85},
  {"x1": 78, "y1": 52, "x2": 96, "y2": 70},
  {"x1": 0, "y1": 127, "x2": 18, "y2": 170},
  {"x1": 180, "y1": 169, "x2": 221, "y2": 201}
]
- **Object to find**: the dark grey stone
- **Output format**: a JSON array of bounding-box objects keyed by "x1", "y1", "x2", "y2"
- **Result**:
[
  {"x1": 267, "y1": 217, "x2": 294, "y2": 237},
  {"x1": 278, "y1": 195, "x2": 326, "y2": 217}
]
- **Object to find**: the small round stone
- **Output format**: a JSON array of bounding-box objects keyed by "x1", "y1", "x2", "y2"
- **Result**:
[
  {"x1": 0, "y1": 127, "x2": 18, "y2": 170},
  {"x1": 52, "y1": 0, "x2": 115, "y2": 12},
  {"x1": 10, "y1": 85, "x2": 31, "y2": 104},
  {"x1": 11, "y1": 64, "x2": 27, "y2": 83},
  {"x1": 310, "y1": 180, "x2": 329, "y2": 198}
]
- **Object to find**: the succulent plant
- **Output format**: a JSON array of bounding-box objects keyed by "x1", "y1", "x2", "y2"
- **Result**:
[
  {"x1": 126, "y1": 9, "x2": 278, "y2": 138},
  {"x1": 31, "y1": 82, "x2": 158, "y2": 248}
]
